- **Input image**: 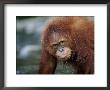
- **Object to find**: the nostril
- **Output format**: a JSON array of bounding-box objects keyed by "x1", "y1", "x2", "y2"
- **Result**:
[{"x1": 59, "y1": 48, "x2": 64, "y2": 52}]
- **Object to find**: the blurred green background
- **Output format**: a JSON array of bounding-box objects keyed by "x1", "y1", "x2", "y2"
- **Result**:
[{"x1": 16, "y1": 16, "x2": 75, "y2": 74}]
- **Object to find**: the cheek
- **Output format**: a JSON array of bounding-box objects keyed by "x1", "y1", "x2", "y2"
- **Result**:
[
  {"x1": 56, "y1": 47, "x2": 71, "y2": 60},
  {"x1": 46, "y1": 47, "x2": 56, "y2": 56}
]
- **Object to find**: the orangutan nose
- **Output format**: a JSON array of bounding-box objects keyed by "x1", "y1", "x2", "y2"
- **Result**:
[{"x1": 59, "y1": 47, "x2": 64, "y2": 52}]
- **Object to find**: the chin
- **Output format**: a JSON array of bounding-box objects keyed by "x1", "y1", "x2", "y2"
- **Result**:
[{"x1": 57, "y1": 56, "x2": 71, "y2": 61}]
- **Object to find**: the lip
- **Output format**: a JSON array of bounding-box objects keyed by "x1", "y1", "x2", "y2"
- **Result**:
[
  {"x1": 56, "y1": 47, "x2": 71, "y2": 60},
  {"x1": 57, "y1": 53, "x2": 71, "y2": 60}
]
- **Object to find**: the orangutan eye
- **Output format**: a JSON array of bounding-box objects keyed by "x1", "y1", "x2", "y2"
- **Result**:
[
  {"x1": 53, "y1": 44, "x2": 58, "y2": 49},
  {"x1": 60, "y1": 41, "x2": 64, "y2": 45}
]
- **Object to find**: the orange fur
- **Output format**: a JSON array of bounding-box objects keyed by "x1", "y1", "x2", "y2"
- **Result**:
[{"x1": 39, "y1": 16, "x2": 94, "y2": 74}]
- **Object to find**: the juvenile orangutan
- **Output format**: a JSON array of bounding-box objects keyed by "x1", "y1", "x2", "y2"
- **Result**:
[{"x1": 39, "y1": 16, "x2": 94, "y2": 74}]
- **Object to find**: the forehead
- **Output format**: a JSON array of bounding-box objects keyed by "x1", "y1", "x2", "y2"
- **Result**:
[
  {"x1": 49, "y1": 32, "x2": 66, "y2": 44},
  {"x1": 46, "y1": 25, "x2": 68, "y2": 44}
]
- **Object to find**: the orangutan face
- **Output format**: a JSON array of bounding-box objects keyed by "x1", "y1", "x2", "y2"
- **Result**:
[{"x1": 46, "y1": 32, "x2": 72, "y2": 61}]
